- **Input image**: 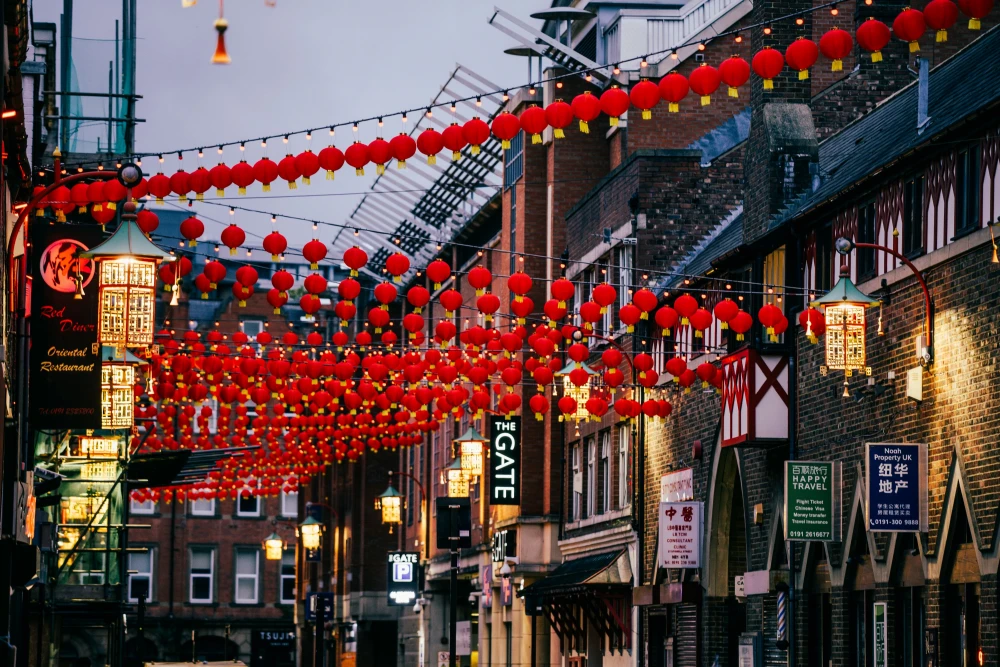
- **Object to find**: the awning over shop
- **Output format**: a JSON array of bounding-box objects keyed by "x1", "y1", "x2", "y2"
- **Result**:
[{"x1": 520, "y1": 549, "x2": 632, "y2": 655}]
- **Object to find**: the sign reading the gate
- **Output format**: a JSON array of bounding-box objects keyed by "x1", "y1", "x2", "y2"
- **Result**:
[
  {"x1": 784, "y1": 461, "x2": 841, "y2": 541},
  {"x1": 489, "y1": 416, "x2": 520, "y2": 505},
  {"x1": 386, "y1": 552, "x2": 420, "y2": 606},
  {"x1": 658, "y1": 501, "x2": 703, "y2": 568},
  {"x1": 866, "y1": 443, "x2": 928, "y2": 532}
]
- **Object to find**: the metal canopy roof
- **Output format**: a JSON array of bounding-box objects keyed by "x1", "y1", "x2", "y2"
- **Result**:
[
  {"x1": 489, "y1": 5, "x2": 605, "y2": 81},
  {"x1": 332, "y1": 65, "x2": 506, "y2": 283}
]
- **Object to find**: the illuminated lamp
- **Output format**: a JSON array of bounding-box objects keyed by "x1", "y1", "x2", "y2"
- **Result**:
[
  {"x1": 554, "y1": 360, "x2": 600, "y2": 422},
  {"x1": 810, "y1": 260, "x2": 880, "y2": 397},
  {"x1": 298, "y1": 515, "x2": 323, "y2": 550},
  {"x1": 263, "y1": 532, "x2": 285, "y2": 561},
  {"x1": 375, "y1": 482, "x2": 405, "y2": 532},
  {"x1": 82, "y1": 164, "x2": 173, "y2": 350},
  {"x1": 454, "y1": 427, "x2": 487, "y2": 478},
  {"x1": 101, "y1": 346, "x2": 144, "y2": 429},
  {"x1": 440, "y1": 458, "x2": 470, "y2": 498}
]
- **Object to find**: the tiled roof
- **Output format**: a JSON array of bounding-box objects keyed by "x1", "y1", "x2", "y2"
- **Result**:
[{"x1": 661, "y1": 210, "x2": 743, "y2": 289}]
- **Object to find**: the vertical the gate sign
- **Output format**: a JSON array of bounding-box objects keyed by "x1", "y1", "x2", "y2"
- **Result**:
[
  {"x1": 489, "y1": 416, "x2": 520, "y2": 505},
  {"x1": 29, "y1": 223, "x2": 104, "y2": 429}
]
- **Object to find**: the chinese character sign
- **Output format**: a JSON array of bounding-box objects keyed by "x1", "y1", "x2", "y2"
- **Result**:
[
  {"x1": 659, "y1": 502, "x2": 703, "y2": 568},
  {"x1": 784, "y1": 461, "x2": 841, "y2": 541},
  {"x1": 874, "y1": 602, "x2": 888, "y2": 667},
  {"x1": 866, "y1": 443, "x2": 928, "y2": 532}
]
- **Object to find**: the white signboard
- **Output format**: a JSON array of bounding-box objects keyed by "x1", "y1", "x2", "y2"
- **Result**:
[
  {"x1": 735, "y1": 575, "x2": 745, "y2": 598},
  {"x1": 658, "y1": 501, "x2": 703, "y2": 568},
  {"x1": 660, "y1": 468, "x2": 694, "y2": 502},
  {"x1": 456, "y1": 621, "x2": 472, "y2": 656}
]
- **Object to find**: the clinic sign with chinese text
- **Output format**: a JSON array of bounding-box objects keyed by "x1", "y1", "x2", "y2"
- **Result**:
[
  {"x1": 784, "y1": 461, "x2": 841, "y2": 541},
  {"x1": 386, "y1": 552, "x2": 420, "y2": 606},
  {"x1": 866, "y1": 443, "x2": 928, "y2": 532},
  {"x1": 658, "y1": 502, "x2": 703, "y2": 568}
]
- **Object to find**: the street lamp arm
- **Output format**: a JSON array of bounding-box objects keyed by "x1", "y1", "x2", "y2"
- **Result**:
[
  {"x1": 847, "y1": 240, "x2": 934, "y2": 359},
  {"x1": 390, "y1": 470, "x2": 426, "y2": 505},
  {"x1": 304, "y1": 501, "x2": 338, "y2": 519}
]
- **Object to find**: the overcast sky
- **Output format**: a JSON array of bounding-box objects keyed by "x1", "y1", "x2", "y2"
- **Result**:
[{"x1": 33, "y1": 0, "x2": 547, "y2": 250}]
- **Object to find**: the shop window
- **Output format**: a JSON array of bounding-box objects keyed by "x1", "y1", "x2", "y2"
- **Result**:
[
  {"x1": 903, "y1": 176, "x2": 925, "y2": 257},
  {"x1": 128, "y1": 549, "x2": 153, "y2": 602},
  {"x1": 955, "y1": 145, "x2": 981, "y2": 236},
  {"x1": 857, "y1": 200, "x2": 877, "y2": 281},
  {"x1": 279, "y1": 550, "x2": 295, "y2": 604}
]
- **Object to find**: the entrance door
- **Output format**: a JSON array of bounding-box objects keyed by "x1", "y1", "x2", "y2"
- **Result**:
[
  {"x1": 647, "y1": 614, "x2": 667, "y2": 667},
  {"x1": 727, "y1": 597, "x2": 747, "y2": 666}
]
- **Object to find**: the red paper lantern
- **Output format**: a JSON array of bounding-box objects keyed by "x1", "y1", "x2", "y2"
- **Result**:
[
  {"x1": 294, "y1": 150, "x2": 320, "y2": 184},
  {"x1": 271, "y1": 269, "x2": 293, "y2": 295},
  {"x1": 689, "y1": 308, "x2": 713, "y2": 338},
  {"x1": 373, "y1": 282, "x2": 397, "y2": 306},
  {"x1": 337, "y1": 277, "x2": 361, "y2": 301},
  {"x1": 719, "y1": 56, "x2": 751, "y2": 97},
  {"x1": 179, "y1": 216, "x2": 205, "y2": 246},
  {"x1": 70, "y1": 183, "x2": 90, "y2": 213},
  {"x1": 233, "y1": 283, "x2": 254, "y2": 307},
  {"x1": 893, "y1": 8, "x2": 926, "y2": 52},
  {"x1": 467, "y1": 266, "x2": 492, "y2": 296},
  {"x1": 343, "y1": 246, "x2": 368, "y2": 276},
  {"x1": 300, "y1": 294, "x2": 322, "y2": 317},
  {"x1": 137, "y1": 209, "x2": 159, "y2": 234},
  {"x1": 924, "y1": 0, "x2": 959, "y2": 41},
  {"x1": 426, "y1": 260, "x2": 451, "y2": 289},
  {"x1": 344, "y1": 142, "x2": 370, "y2": 176},
  {"x1": 491, "y1": 112, "x2": 521, "y2": 150},
  {"x1": 658, "y1": 73, "x2": 689, "y2": 113},
  {"x1": 507, "y1": 271, "x2": 533, "y2": 301},
  {"x1": 630, "y1": 79, "x2": 660, "y2": 119},
  {"x1": 655, "y1": 306, "x2": 679, "y2": 336},
  {"x1": 462, "y1": 117, "x2": 491, "y2": 155},
  {"x1": 551, "y1": 278, "x2": 575, "y2": 307},
  {"x1": 729, "y1": 310, "x2": 753, "y2": 341},
  {"x1": 757, "y1": 303, "x2": 782, "y2": 334},
  {"x1": 231, "y1": 160, "x2": 255, "y2": 194},
  {"x1": 439, "y1": 289, "x2": 463, "y2": 316},
  {"x1": 592, "y1": 283, "x2": 617, "y2": 311},
  {"x1": 785, "y1": 37, "x2": 819, "y2": 79},
  {"x1": 713, "y1": 298, "x2": 740, "y2": 328},
  {"x1": 262, "y1": 231, "x2": 288, "y2": 261},
  {"x1": 169, "y1": 169, "x2": 191, "y2": 201},
  {"x1": 318, "y1": 146, "x2": 345, "y2": 179},
  {"x1": 752, "y1": 47, "x2": 784, "y2": 90},
  {"x1": 147, "y1": 172, "x2": 171, "y2": 203},
  {"x1": 367, "y1": 138, "x2": 393, "y2": 174},
  {"x1": 220, "y1": 224, "x2": 246, "y2": 256},
  {"x1": 619, "y1": 304, "x2": 641, "y2": 332},
  {"x1": 673, "y1": 294, "x2": 698, "y2": 325},
  {"x1": 385, "y1": 252, "x2": 410, "y2": 283},
  {"x1": 545, "y1": 100, "x2": 574, "y2": 139},
  {"x1": 528, "y1": 394, "x2": 549, "y2": 421},
  {"x1": 302, "y1": 239, "x2": 328, "y2": 270},
  {"x1": 798, "y1": 307, "x2": 826, "y2": 343},
  {"x1": 958, "y1": 0, "x2": 992, "y2": 28},
  {"x1": 632, "y1": 288, "x2": 658, "y2": 318},
  {"x1": 571, "y1": 91, "x2": 601, "y2": 133},
  {"x1": 520, "y1": 106, "x2": 548, "y2": 145},
  {"x1": 210, "y1": 163, "x2": 233, "y2": 195},
  {"x1": 599, "y1": 86, "x2": 630, "y2": 126},
  {"x1": 266, "y1": 289, "x2": 287, "y2": 314},
  {"x1": 235, "y1": 265, "x2": 258, "y2": 287},
  {"x1": 689, "y1": 64, "x2": 722, "y2": 105},
  {"x1": 388, "y1": 133, "x2": 417, "y2": 168},
  {"x1": 103, "y1": 179, "x2": 127, "y2": 206},
  {"x1": 857, "y1": 19, "x2": 891, "y2": 62},
  {"x1": 252, "y1": 158, "x2": 278, "y2": 191},
  {"x1": 277, "y1": 154, "x2": 300, "y2": 189},
  {"x1": 477, "y1": 294, "x2": 501, "y2": 322},
  {"x1": 819, "y1": 28, "x2": 854, "y2": 71}
]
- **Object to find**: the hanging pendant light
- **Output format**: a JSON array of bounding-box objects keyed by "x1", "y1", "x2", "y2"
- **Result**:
[{"x1": 212, "y1": 1, "x2": 231, "y2": 65}]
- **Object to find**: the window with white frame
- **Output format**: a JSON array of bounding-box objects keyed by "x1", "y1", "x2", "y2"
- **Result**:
[
  {"x1": 189, "y1": 547, "x2": 214, "y2": 603},
  {"x1": 618, "y1": 425, "x2": 631, "y2": 509},
  {"x1": 130, "y1": 497, "x2": 155, "y2": 515},
  {"x1": 617, "y1": 245, "x2": 632, "y2": 313},
  {"x1": 280, "y1": 550, "x2": 296, "y2": 604},
  {"x1": 240, "y1": 319, "x2": 265, "y2": 338},
  {"x1": 571, "y1": 442, "x2": 582, "y2": 521},
  {"x1": 234, "y1": 548, "x2": 260, "y2": 604},
  {"x1": 237, "y1": 494, "x2": 261, "y2": 517},
  {"x1": 586, "y1": 437, "x2": 596, "y2": 518},
  {"x1": 190, "y1": 498, "x2": 215, "y2": 517},
  {"x1": 600, "y1": 431, "x2": 611, "y2": 515},
  {"x1": 128, "y1": 549, "x2": 153, "y2": 602},
  {"x1": 193, "y1": 398, "x2": 219, "y2": 435},
  {"x1": 280, "y1": 491, "x2": 299, "y2": 518}
]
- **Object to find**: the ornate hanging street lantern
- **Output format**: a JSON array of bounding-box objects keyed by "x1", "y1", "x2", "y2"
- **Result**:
[
  {"x1": 554, "y1": 360, "x2": 600, "y2": 422},
  {"x1": 375, "y1": 482, "x2": 404, "y2": 532},
  {"x1": 263, "y1": 532, "x2": 285, "y2": 561},
  {"x1": 100, "y1": 346, "x2": 144, "y2": 429},
  {"x1": 82, "y1": 165, "x2": 174, "y2": 351},
  {"x1": 298, "y1": 515, "x2": 323, "y2": 550},
  {"x1": 454, "y1": 427, "x2": 487, "y2": 478},
  {"x1": 441, "y1": 458, "x2": 470, "y2": 498},
  {"x1": 810, "y1": 261, "x2": 880, "y2": 396}
]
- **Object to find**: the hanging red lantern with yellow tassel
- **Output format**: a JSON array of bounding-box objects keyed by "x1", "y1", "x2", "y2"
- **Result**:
[
  {"x1": 571, "y1": 91, "x2": 601, "y2": 133},
  {"x1": 819, "y1": 28, "x2": 854, "y2": 71},
  {"x1": 689, "y1": 64, "x2": 722, "y2": 105}
]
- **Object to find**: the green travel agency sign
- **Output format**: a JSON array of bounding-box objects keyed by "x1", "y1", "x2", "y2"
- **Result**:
[{"x1": 784, "y1": 461, "x2": 841, "y2": 541}]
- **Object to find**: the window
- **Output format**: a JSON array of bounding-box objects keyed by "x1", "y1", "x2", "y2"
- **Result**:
[
  {"x1": 955, "y1": 146, "x2": 981, "y2": 235},
  {"x1": 618, "y1": 425, "x2": 631, "y2": 509},
  {"x1": 190, "y1": 498, "x2": 215, "y2": 517},
  {"x1": 193, "y1": 397, "x2": 219, "y2": 435},
  {"x1": 234, "y1": 548, "x2": 260, "y2": 604},
  {"x1": 130, "y1": 497, "x2": 155, "y2": 515},
  {"x1": 280, "y1": 491, "x2": 298, "y2": 518},
  {"x1": 504, "y1": 131, "x2": 523, "y2": 189},
  {"x1": 586, "y1": 438, "x2": 596, "y2": 518},
  {"x1": 241, "y1": 319, "x2": 264, "y2": 337},
  {"x1": 571, "y1": 442, "x2": 582, "y2": 521},
  {"x1": 600, "y1": 431, "x2": 611, "y2": 515},
  {"x1": 71, "y1": 552, "x2": 105, "y2": 586},
  {"x1": 128, "y1": 549, "x2": 153, "y2": 602},
  {"x1": 189, "y1": 547, "x2": 215, "y2": 603},
  {"x1": 237, "y1": 495, "x2": 261, "y2": 517},
  {"x1": 903, "y1": 176, "x2": 925, "y2": 257},
  {"x1": 617, "y1": 245, "x2": 632, "y2": 329},
  {"x1": 407, "y1": 445, "x2": 415, "y2": 526},
  {"x1": 280, "y1": 550, "x2": 296, "y2": 604},
  {"x1": 814, "y1": 224, "x2": 834, "y2": 293},
  {"x1": 856, "y1": 200, "x2": 877, "y2": 280},
  {"x1": 509, "y1": 184, "x2": 517, "y2": 275}
]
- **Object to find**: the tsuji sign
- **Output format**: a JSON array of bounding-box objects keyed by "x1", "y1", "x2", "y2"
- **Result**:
[
  {"x1": 658, "y1": 501, "x2": 703, "y2": 569},
  {"x1": 720, "y1": 349, "x2": 789, "y2": 447}
]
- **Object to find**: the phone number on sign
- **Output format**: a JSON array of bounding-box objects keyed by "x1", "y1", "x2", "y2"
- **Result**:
[{"x1": 870, "y1": 518, "x2": 919, "y2": 527}]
